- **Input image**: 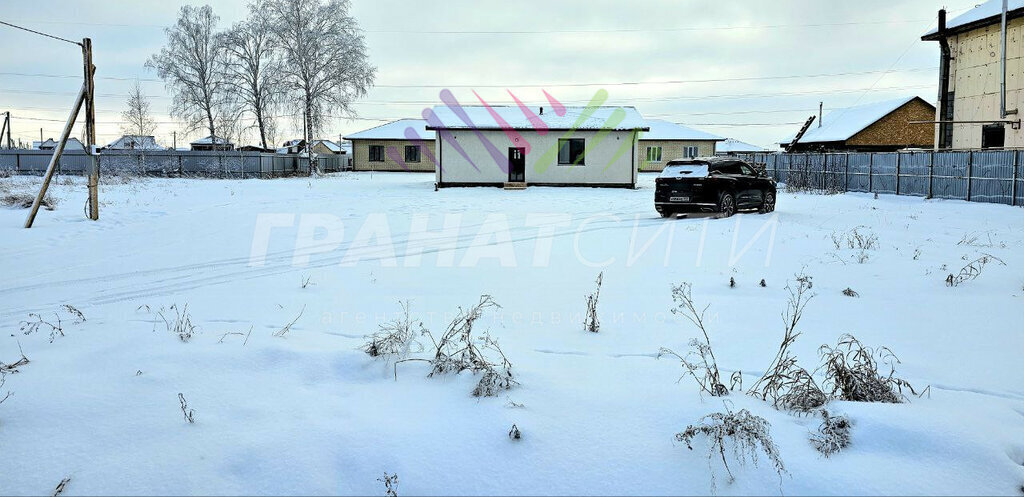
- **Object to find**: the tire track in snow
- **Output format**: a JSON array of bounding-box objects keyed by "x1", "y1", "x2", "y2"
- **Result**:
[{"x1": 1, "y1": 213, "x2": 683, "y2": 321}]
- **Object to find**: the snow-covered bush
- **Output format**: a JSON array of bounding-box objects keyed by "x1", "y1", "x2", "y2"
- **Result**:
[
  {"x1": 818, "y1": 334, "x2": 919, "y2": 403},
  {"x1": 363, "y1": 301, "x2": 423, "y2": 360},
  {"x1": 810, "y1": 409, "x2": 851, "y2": 457},
  {"x1": 159, "y1": 304, "x2": 197, "y2": 342},
  {"x1": 19, "y1": 305, "x2": 85, "y2": 343},
  {"x1": 676, "y1": 407, "x2": 786, "y2": 489},
  {"x1": 831, "y1": 227, "x2": 878, "y2": 264},
  {"x1": 377, "y1": 473, "x2": 398, "y2": 497},
  {"x1": 401, "y1": 295, "x2": 518, "y2": 397},
  {"x1": 945, "y1": 254, "x2": 1005, "y2": 287},
  {"x1": 178, "y1": 393, "x2": 195, "y2": 424},
  {"x1": 659, "y1": 283, "x2": 728, "y2": 397},
  {"x1": 583, "y1": 272, "x2": 603, "y2": 333},
  {"x1": 747, "y1": 275, "x2": 827, "y2": 413}
]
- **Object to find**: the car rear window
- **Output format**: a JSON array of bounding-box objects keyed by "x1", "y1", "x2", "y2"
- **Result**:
[{"x1": 660, "y1": 164, "x2": 709, "y2": 177}]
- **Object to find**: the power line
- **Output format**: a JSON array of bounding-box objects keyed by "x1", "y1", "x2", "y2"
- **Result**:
[
  {"x1": 0, "y1": 19, "x2": 81, "y2": 45},
  {"x1": 0, "y1": 71, "x2": 161, "y2": 82}
]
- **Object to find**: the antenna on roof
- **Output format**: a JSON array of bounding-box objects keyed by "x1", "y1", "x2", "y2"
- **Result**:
[{"x1": 539, "y1": 106, "x2": 544, "y2": 115}]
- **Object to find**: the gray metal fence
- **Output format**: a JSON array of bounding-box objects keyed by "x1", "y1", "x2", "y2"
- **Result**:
[
  {"x1": 0, "y1": 150, "x2": 350, "y2": 178},
  {"x1": 735, "y1": 150, "x2": 1024, "y2": 207}
]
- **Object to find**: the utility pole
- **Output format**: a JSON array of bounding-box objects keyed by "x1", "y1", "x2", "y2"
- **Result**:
[
  {"x1": 818, "y1": 102, "x2": 823, "y2": 127},
  {"x1": 0, "y1": 112, "x2": 10, "y2": 149},
  {"x1": 82, "y1": 38, "x2": 98, "y2": 221},
  {"x1": 173, "y1": 131, "x2": 176, "y2": 150}
]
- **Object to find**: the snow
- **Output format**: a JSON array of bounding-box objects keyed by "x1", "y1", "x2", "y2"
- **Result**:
[
  {"x1": 1, "y1": 173, "x2": 1024, "y2": 495},
  {"x1": 642, "y1": 119, "x2": 724, "y2": 141},
  {"x1": 105, "y1": 135, "x2": 164, "y2": 151},
  {"x1": 659, "y1": 163, "x2": 709, "y2": 177},
  {"x1": 343, "y1": 119, "x2": 435, "y2": 141},
  {"x1": 780, "y1": 96, "x2": 926, "y2": 145},
  {"x1": 716, "y1": 137, "x2": 767, "y2": 153},
  {"x1": 428, "y1": 105, "x2": 648, "y2": 131},
  {"x1": 190, "y1": 135, "x2": 232, "y2": 146},
  {"x1": 923, "y1": 0, "x2": 1024, "y2": 37}
]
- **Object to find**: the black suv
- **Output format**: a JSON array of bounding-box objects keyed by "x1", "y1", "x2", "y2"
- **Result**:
[{"x1": 654, "y1": 157, "x2": 776, "y2": 218}]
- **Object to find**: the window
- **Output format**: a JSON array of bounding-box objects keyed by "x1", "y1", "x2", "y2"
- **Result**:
[
  {"x1": 369, "y1": 145, "x2": 385, "y2": 162},
  {"x1": 982, "y1": 124, "x2": 1005, "y2": 149},
  {"x1": 684, "y1": 146, "x2": 699, "y2": 158},
  {"x1": 646, "y1": 146, "x2": 663, "y2": 162},
  {"x1": 739, "y1": 164, "x2": 756, "y2": 176},
  {"x1": 558, "y1": 138, "x2": 586, "y2": 165},
  {"x1": 405, "y1": 145, "x2": 421, "y2": 163},
  {"x1": 714, "y1": 162, "x2": 743, "y2": 175}
]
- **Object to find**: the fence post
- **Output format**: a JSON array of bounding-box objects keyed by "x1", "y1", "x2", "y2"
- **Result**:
[
  {"x1": 15, "y1": 151, "x2": 20, "y2": 172},
  {"x1": 927, "y1": 152, "x2": 934, "y2": 199},
  {"x1": 844, "y1": 153, "x2": 850, "y2": 191},
  {"x1": 895, "y1": 152, "x2": 901, "y2": 195},
  {"x1": 966, "y1": 150, "x2": 973, "y2": 202},
  {"x1": 868, "y1": 153, "x2": 874, "y2": 192},
  {"x1": 1012, "y1": 150, "x2": 1019, "y2": 207}
]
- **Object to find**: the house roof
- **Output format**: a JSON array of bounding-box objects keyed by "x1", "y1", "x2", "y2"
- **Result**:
[
  {"x1": 716, "y1": 138, "x2": 766, "y2": 153},
  {"x1": 344, "y1": 119, "x2": 435, "y2": 141},
  {"x1": 312, "y1": 139, "x2": 343, "y2": 152},
  {"x1": 425, "y1": 106, "x2": 649, "y2": 132},
  {"x1": 191, "y1": 135, "x2": 232, "y2": 145},
  {"x1": 33, "y1": 138, "x2": 86, "y2": 151},
  {"x1": 779, "y1": 96, "x2": 932, "y2": 145},
  {"x1": 105, "y1": 135, "x2": 163, "y2": 150},
  {"x1": 923, "y1": 0, "x2": 1024, "y2": 39},
  {"x1": 641, "y1": 119, "x2": 724, "y2": 141}
]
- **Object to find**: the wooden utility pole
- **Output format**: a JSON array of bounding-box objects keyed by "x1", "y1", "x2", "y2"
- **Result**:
[
  {"x1": 25, "y1": 84, "x2": 86, "y2": 228},
  {"x1": 0, "y1": 112, "x2": 10, "y2": 149},
  {"x1": 83, "y1": 38, "x2": 98, "y2": 221}
]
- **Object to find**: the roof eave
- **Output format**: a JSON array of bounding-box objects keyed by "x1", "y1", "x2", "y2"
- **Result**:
[
  {"x1": 922, "y1": 6, "x2": 1024, "y2": 40},
  {"x1": 424, "y1": 126, "x2": 651, "y2": 132}
]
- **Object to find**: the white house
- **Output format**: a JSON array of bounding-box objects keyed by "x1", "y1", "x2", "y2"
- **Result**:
[
  {"x1": 427, "y1": 106, "x2": 648, "y2": 188},
  {"x1": 105, "y1": 135, "x2": 164, "y2": 150}
]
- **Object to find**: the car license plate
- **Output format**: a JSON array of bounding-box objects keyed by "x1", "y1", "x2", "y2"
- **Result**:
[{"x1": 670, "y1": 196, "x2": 690, "y2": 202}]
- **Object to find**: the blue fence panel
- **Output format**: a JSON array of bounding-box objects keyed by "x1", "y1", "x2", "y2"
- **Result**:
[
  {"x1": 871, "y1": 153, "x2": 898, "y2": 194},
  {"x1": 846, "y1": 153, "x2": 871, "y2": 192},
  {"x1": 931, "y1": 151, "x2": 969, "y2": 200},
  {"x1": 970, "y1": 150, "x2": 1014, "y2": 204},
  {"x1": 898, "y1": 152, "x2": 931, "y2": 197}
]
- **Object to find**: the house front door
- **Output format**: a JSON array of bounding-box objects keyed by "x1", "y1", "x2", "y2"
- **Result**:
[{"x1": 508, "y1": 147, "x2": 525, "y2": 182}]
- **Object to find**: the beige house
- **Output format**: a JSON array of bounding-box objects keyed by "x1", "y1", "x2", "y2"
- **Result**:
[
  {"x1": 428, "y1": 105, "x2": 648, "y2": 188},
  {"x1": 923, "y1": 1, "x2": 1023, "y2": 148},
  {"x1": 344, "y1": 119, "x2": 436, "y2": 172},
  {"x1": 638, "y1": 119, "x2": 724, "y2": 172}
]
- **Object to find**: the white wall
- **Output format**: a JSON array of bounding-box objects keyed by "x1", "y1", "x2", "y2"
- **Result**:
[{"x1": 435, "y1": 129, "x2": 638, "y2": 186}]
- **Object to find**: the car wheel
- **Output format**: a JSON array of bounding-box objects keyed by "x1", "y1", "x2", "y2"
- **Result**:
[
  {"x1": 718, "y1": 192, "x2": 736, "y2": 218},
  {"x1": 759, "y1": 190, "x2": 776, "y2": 214}
]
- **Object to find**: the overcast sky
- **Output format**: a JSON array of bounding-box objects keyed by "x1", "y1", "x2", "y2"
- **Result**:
[{"x1": 0, "y1": 0, "x2": 979, "y2": 149}]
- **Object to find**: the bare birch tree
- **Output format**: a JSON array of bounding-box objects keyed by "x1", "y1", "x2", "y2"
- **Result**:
[
  {"x1": 220, "y1": 1, "x2": 284, "y2": 149},
  {"x1": 268, "y1": 0, "x2": 375, "y2": 139},
  {"x1": 146, "y1": 5, "x2": 229, "y2": 141},
  {"x1": 121, "y1": 80, "x2": 157, "y2": 137}
]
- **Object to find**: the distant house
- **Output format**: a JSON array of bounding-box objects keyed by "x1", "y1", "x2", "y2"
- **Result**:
[
  {"x1": 344, "y1": 119, "x2": 436, "y2": 172},
  {"x1": 105, "y1": 135, "x2": 163, "y2": 151},
  {"x1": 922, "y1": 1, "x2": 1024, "y2": 149},
  {"x1": 190, "y1": 135, "x2": 234, "y2": 151},
  {"x1": 716, "y1": 138, "x2": 766, "y2": 155},
  {"x1": 427, "y1": 105, "x2": 649, "y2": 188},
  {"x1": 781, "y1": 96, "x2": 936, "y2": 152},
  {"x1": 638, "y1": 119, "x2": 724, "y2": 171},
  {"x1": 277, "y1": 139, "x2": 345, "y2": 156},
  {"x1": 237, "y1": 145, "x2": 275, "y2": 153},
  {"x1": 33, "y1": 137, "x2": 86, "y2": 151}
]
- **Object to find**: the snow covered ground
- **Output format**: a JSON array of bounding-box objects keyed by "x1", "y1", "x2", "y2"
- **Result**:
[{"x1": 1, "y1": 172, "x2": 1023, "y2": 496}]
